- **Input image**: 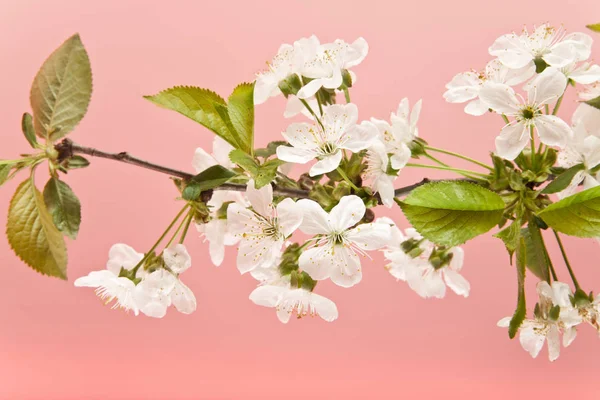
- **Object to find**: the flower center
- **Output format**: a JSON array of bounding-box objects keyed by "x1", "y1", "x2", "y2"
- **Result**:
[
  {"x1": 320, "y1": 142, "x2": 337, "y2": 155},
  {"x1": 520, "y1": 106, "x2": 537, "y2": 120}
]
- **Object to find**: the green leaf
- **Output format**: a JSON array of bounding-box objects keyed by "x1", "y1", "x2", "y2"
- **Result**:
[
  {"x1": 6, "y1": 176, "x2": 68, "y2": 279},
  {"x1": 587, "y1": 23, "x2": 600, "y2": 32},
  {"x1": 255, "y1": 141, "x2": 288, "y2": 158},
  {"x1": 521, "y1": 222, "x2": 550, "y2": 282},
  {"x1": 227, "y1": 83, "x2": 255, "y2": 154},
  {"x1": 398, "y1": 181, "x2": 505, "y2": 246},
  {"x1": 43, "y1": 177, "x2": 82, "y2": 240},
  {"x1": 189, "y1": 165, "x2": 236, "y2": 192},
  {"x1": 21, "y1": 113, "x2": 38, "y2": 148},
  {"x1": 542, "y1": 163, "x2": 585, "y2": 194},
  {"x1": 65, "y1": 155, "x2": 90, "y2": 169},
  {"x1": 229, "y1": 149, "x2": 280, "y2": 188},
  {"x1": 144, "y1": 86, "x2": 246, "y2": 151},
  {"x1": 182, "y1": 182, "x2": 202, "y2": 201},
  {"x1": 0, "y1": 164, "x2": 12, "y2": 187},
  {"x1": 30, "y1": 34, "x2": 92, "y2": 142},
  {"x1": 229, "y1": 149, "x2": 259, "y2": 173},
  {"x1": 537, "y1": 185, "x2": 600, "y2": 237},
  {"x1": 494, "y1": 218, "x2": 522, "y2": 258},
  {"x1": 509, "y1": 236, "x2": 527, "y2": 339},
  {"x1": 585, "y1": 95, "x2": 600, "y2": 110}
]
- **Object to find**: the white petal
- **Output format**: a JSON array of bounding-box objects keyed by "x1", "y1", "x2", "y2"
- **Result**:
[
  {"x1": 249, "y1": 285, "x2": 286, "y2": 308},
  {"x1": 489, "y1": 34, "x2": 533, "y2": 69},
  {"x1": 519, "y1": 324, "x2": 546, "y2": 358},
  {"x1": 171, "y1": 280, "x2": 197, "y2": 314},
  {"x1": 546, "y1": 325, "x2": 561, "y2": 362},
  {"x1": 328, "y1": 247, "x2": 363, "y2": 288},
  {"x1": 192, "y1": 147, "x2": 217, "y2": 174},
  {"x1": 322, "y1": 103, "x2": 359, "y2": 131},
  {"x1": 282, "y1": 123, "x2": 320, "y2": 150},
  {"x1": 346, "y1": 222, "x2": 391, "y2": 250},
  {"x1": 297, "y1": 79, "x2": 324, "y2": 99},
  {"x1": 497, "y1": 316, "x2": 512, "y2": 327},
  {"x1": 495, "y1": 122, "x2": 529, "y2": 160},
  {"x1": 276, "y1": 145, "x2": 316, "y2": 164},
  {"x1": 329, "y1": 195, "x2": 365, "y2": 231},
  {"x1": 106, "y1": 244, "x2": 144, "y2": 276},
  {"x1": 296, "y1": 199, "x2": 331, "y2": 235},
  {"x1": 563, "y1": 32, "x2": 593, "y2": 61},
  {"x1": 375, "y1": 175, "x2": 395, "y2": 208},
  {"x1": 298, "y1": 246, "x2": 334, "y2": 280},
  {"x1": 443, "y1": 269, "x2": 470, "y2": 297},
  {"x1": 340, "y1": 121, "x2": 378, "y2": 152},
  {"x1": 236, "y1": 237, "x2": 281, "y2": 274},
  {"x1": 443, "y1": 72, "x2": 481, "y2": 103},
  {"x1": 570, "y1": 64, "x2": 600, "y2": 84},
  {"x1": 478, "y1": 82, "x2": 521, "y2": 115},
  {"x1": 464, "y1": 99, "x2": 489, "y2": 116},
  {"x1": 563, "y1": 326, "x2": 577, "y2": 347},
  {"x1": 276, "y1": 198, "x2": 303, "y2": 237},
  {"x1": 544, "y1": 42, "x2": 576, "y2": 68},
  {"x1": 163, "y1": 244, "x2": 192, "y2": 274},
  {"x1": 74, "y1": 270, "x2": 117, "y2": 287},
  {"x1": 527, "y1": 68, "x2": 567, "y2": 106},
  {"x1": 212, "y1": 137, "x2": 235, "y2": 167},
  {"x1": 246, "y1": 179, "x2": 273, "y2": 217},
  {"x1": 390, "y1": 143, "x2": 412, "y2": 170},
  {"x1": 309, "y1": 151, "x2": 343, "y2": 176},
  {"x1": 535, "y1": 115, "x2": 572, "y2": 148}
]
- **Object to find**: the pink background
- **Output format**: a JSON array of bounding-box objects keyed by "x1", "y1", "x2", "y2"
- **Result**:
[{"x1": 1, "y1": 0, "x2": 600, "y2": 398}]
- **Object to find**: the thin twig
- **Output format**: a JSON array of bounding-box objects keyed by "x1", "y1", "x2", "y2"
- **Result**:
[{"x1": 56, "y1": 139, "x2": 476, "y2": 200}]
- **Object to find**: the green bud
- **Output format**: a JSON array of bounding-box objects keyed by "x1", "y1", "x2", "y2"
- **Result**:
[
  {"x1": 341, "y1": 69, "x2": 353, "y2": 88},
  {"x1": 278, "y1": 74, "x2": 302, "y2": 97},
  {"x1": 309, "y1": 184, "x2": 336, "y2": 210},
  {"x1": 574, "y1": 288, "x2": 592, "y2": 307},
  {"x1": 300, "y1": 271, "x2": 317, "y2": 292},
  {"x1": 64, "y1": 155, "x2": 90, "y2": 170},
  {"x1": 332, "y1": 181, "x2": 352, "y2": 200},
  {"x1": 508, "y1": 171, "x2": 525, "y2": 191},
  {"x1": 409, "y1": 140, "x2": 427, "y2": 157}
]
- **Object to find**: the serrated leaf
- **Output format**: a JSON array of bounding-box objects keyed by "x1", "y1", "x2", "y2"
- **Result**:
[
  {"x1": 587, "y1": 23, "x2": 600, "y2": 32},
  {"x1": 227, "y1": 83, "x2": 255, "y2": 154},
  {"x1": 585, "y1": 95, "x2": 600, "y2": 110},
  {"x1": 521, "y1": 222, "x2": 550, "y2": 282},
  {"x1": 0, "y1": 164, "x2": 12, "y2": 187},
  {"x1": 189, "y1": 165, "x2": 236, "y2": 192},
  {"x1": 30, "y1": 34, "x2": 92, "y2": 141},
  {"x1": 398, "y1": 181, "x2": 505, "y2": 246},
  {"x1": 255, "y1": 141, "x2": 288, "y2": 158},
  {"x1": 541, "y1": 163, "x2": 585, "y2": 194},
  {"x1": 144, "y1": 86, "x2": 245, "y2": 151},
  {"x1": 537, "y1": 185, "x2": 600, "y2": 237},
  {"x1": 509, "y1": 236, "x2": 527, "y2": 339},
  {"x1": 43, "y1": 177, "x2": 81, "y2": 240},
  {"x1": 21, "y1": 113, "x2": 38, "y2": 148},
  {"x1": 229, "y1": 149, "x2": 259, "y2": 173},
  {"x1": 255, "y1": 159, "x2": 284, "y2": 189},
  {"x1": 7, "y1": 177, "x2": 67, "y2": 279}
]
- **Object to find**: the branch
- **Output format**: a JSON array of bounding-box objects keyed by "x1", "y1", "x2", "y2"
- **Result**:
[{"x1": 55, "y1": 138, "x2": 455, "y2": 200}]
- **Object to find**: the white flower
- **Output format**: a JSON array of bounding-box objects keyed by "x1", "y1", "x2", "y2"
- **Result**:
[
  {"x1": 562, "y1": 62, "x2": 600, "y2": 85},
  {"x1": 371, "y1": 98, "x2": 420, "y2": 169},
  {"x1": 250, "y1": 284, "x2": 338, "y2": 323},
  {"x1": 296, "y1": 195, "x2": 390, "y2": 288},
  {"x1": 497, "y1": 281, "x2": 582, "y2": 361},
  {"x1": 364, "y1": 140, "x2": 397, "y2": 207},
  {"x1": 579, "y1": 82, "x2": 600, "y2": 102},
  {"x1": 479, "y1": 67, "x2": 572, "y2": 160},
  {"x1": 276, "y1": 103, "x2": 378, "y2": 176},
  {"x1": 135, "y1": 244, "x2": 197, "y2": 318},
  {"x1": 254, "y1": 35, "x2": 320, "y2": 105},
  {"x1": 556, "y1": 105, "x2": 600, "y2": 198},
  {"x1": 74, "y1": 244, "x2": 145, "y2": 315},
  {"x1": 297, "y1": 37, "x2": 368, "y2": 99},
  {"x1": 489, "y1": 24, "x2": 592, "y2": 69},
  {"x1": 227, "y1": 179, "x2": 302, "y2": 274},
  {"x1": 574, "y1": 293, "x2": 600, "y2": 333},
  {"x1": 196, "y1": 216, "x2": 239, "y2": 267},
  {"x1": 444, "y1": 59, "x2": 535, "y2": 116}
]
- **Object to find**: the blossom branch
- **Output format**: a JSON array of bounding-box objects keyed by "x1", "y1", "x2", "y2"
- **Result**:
[{"x1": 54, "y1": 138, "x2": 458, "y2": 200}]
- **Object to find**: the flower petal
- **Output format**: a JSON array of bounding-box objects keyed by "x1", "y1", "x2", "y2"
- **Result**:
[
  {"x1": 246, "y1": 179, "x2": 273, "y2": 217},
  {"x1": 478, "y1": 82, "x2": 521, "y2": 115},
  {"x1": 347, "y1": 222, "x2": 391, "y2": 250},
  {"x1": 527, "y1": 68, "x2": 567, "y2": 106},
  {"x1": 535, "y1": 114, "x2": 572, "y2": 148},
  {"x1": 329, "y1": 195, "x2": 365, "y2": 231},
  {"x1": 163, "y1": 244, "x2": 192, "y2": 274},
  {"x1": 495, "y1": 122, "x2": 529, "y2": 160},
  {"x1": 106, "y1": 244, "x2": 144, "y2": 276},
  {"x1": 298, "y1": 246, "x2": 334, "y2": 280},
  {"x1": 519, "y1": 323, "x2": 546, "y2": 358},
  {"x1": 276, "y1": 198, "x2": 303, "y2": 237},
  {"x1": 328, "y1": 247, "x2": 363, "y2": 288},
  {"x1": 309, "y1": 151, "x2": 343, "y2": 176},
  {"x1": 443, "y1": 269, "x2": 470, "y2": 297},
  {"x1": 171, "y1": 280, "x2": 197, "y2": 314},
  {"x1": 296, "y1": 199, "x2": 331, "y2": 235}
]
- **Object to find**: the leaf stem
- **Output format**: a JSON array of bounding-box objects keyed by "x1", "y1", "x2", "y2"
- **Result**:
[
  {"x1": 553, "y1": 230, "x2": 580, "y2": 289},
  {"x1": 179, "y1": 212, "x2": 194, "y2": 244},
  {"x1": 539, "y1": 230, "x2": 558, "y2": 282},
  {"x1": 424, "y1": 146, "x2": 494, "y2": 171},
  {"x1": 343, "y1": 88, "x2": 351, "y2": 103},
  {"x1": 529, "y1": 126, "x2": 536, "y2": 169},
  {"x1": 336, "y1": 167, "x2": 360, "y2": 191},
  {"x1": 299, "y1": 98, "x2": 324, "y2": 130}
]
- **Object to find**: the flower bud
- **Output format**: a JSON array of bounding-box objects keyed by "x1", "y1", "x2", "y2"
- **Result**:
[{"x1": 278, "y1": 74, "x2": 302, "y2": 97}]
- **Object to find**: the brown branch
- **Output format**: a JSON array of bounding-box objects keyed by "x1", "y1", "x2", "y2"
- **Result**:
[{"x1": 55, "y1": 138, "x2": 459, "y2": 200}]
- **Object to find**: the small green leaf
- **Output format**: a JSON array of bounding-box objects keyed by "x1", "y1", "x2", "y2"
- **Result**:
[
  {"x1": 538, "y1": 185, "x2": 600, "y2": 237},
  {"x1": 144, "y1": 86, "x2": 247, "y2": 151},
  {"x1": 587, "y1": 23, "x2": 600, "y2": 32},
  {"x1": 65, "y1": 155, "x2": 90, "y2": 169},
  {"x1": 229, "y1": 149, "x2": 259, "y2": 173},
  {"x1": 509, "y1": 236, "x2": 527, "y2": 339},
  {"x1": 189, "y1": 165, "x2": 236, "y2": 192},
  {"x1": 7, "y1": 176, "x2": 68, "y2": 279},
  {"x1": 0, "y1": 164, "x2": 12, "y2": 187},
  {"x1": 398, "y1": 181, "x2": 505, "y2": 246},
  {"x1": 585, "y1": 95, "x2": 600, "y2": 110},
  {"x1": 255, "y1": 141, "x2": 288, "y2": 158},
  {"x1": 494, "y1": 218, "x2": 522, "y2": 258},
  {"x1": 21, "y1": 113, "x2": 38, "y2": 148},
  {"x1": 255, "y1": 159, "x2": 284, "y2": 189},
  {"x1": 521, "y1": 222, "x2": 550, "y2": 282},
  {"x1": 43, "y1": 177, "x2": 82, "y2": 240},
  {"x1": 227, "y1": 83, "x2": 255, "y2": 154},
  {"x1": 542, "y1": 163, "x2": 585, "y2": 194},
  {"x1": 30, "y1": 34, "x2": 92, "y2": 141}
]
